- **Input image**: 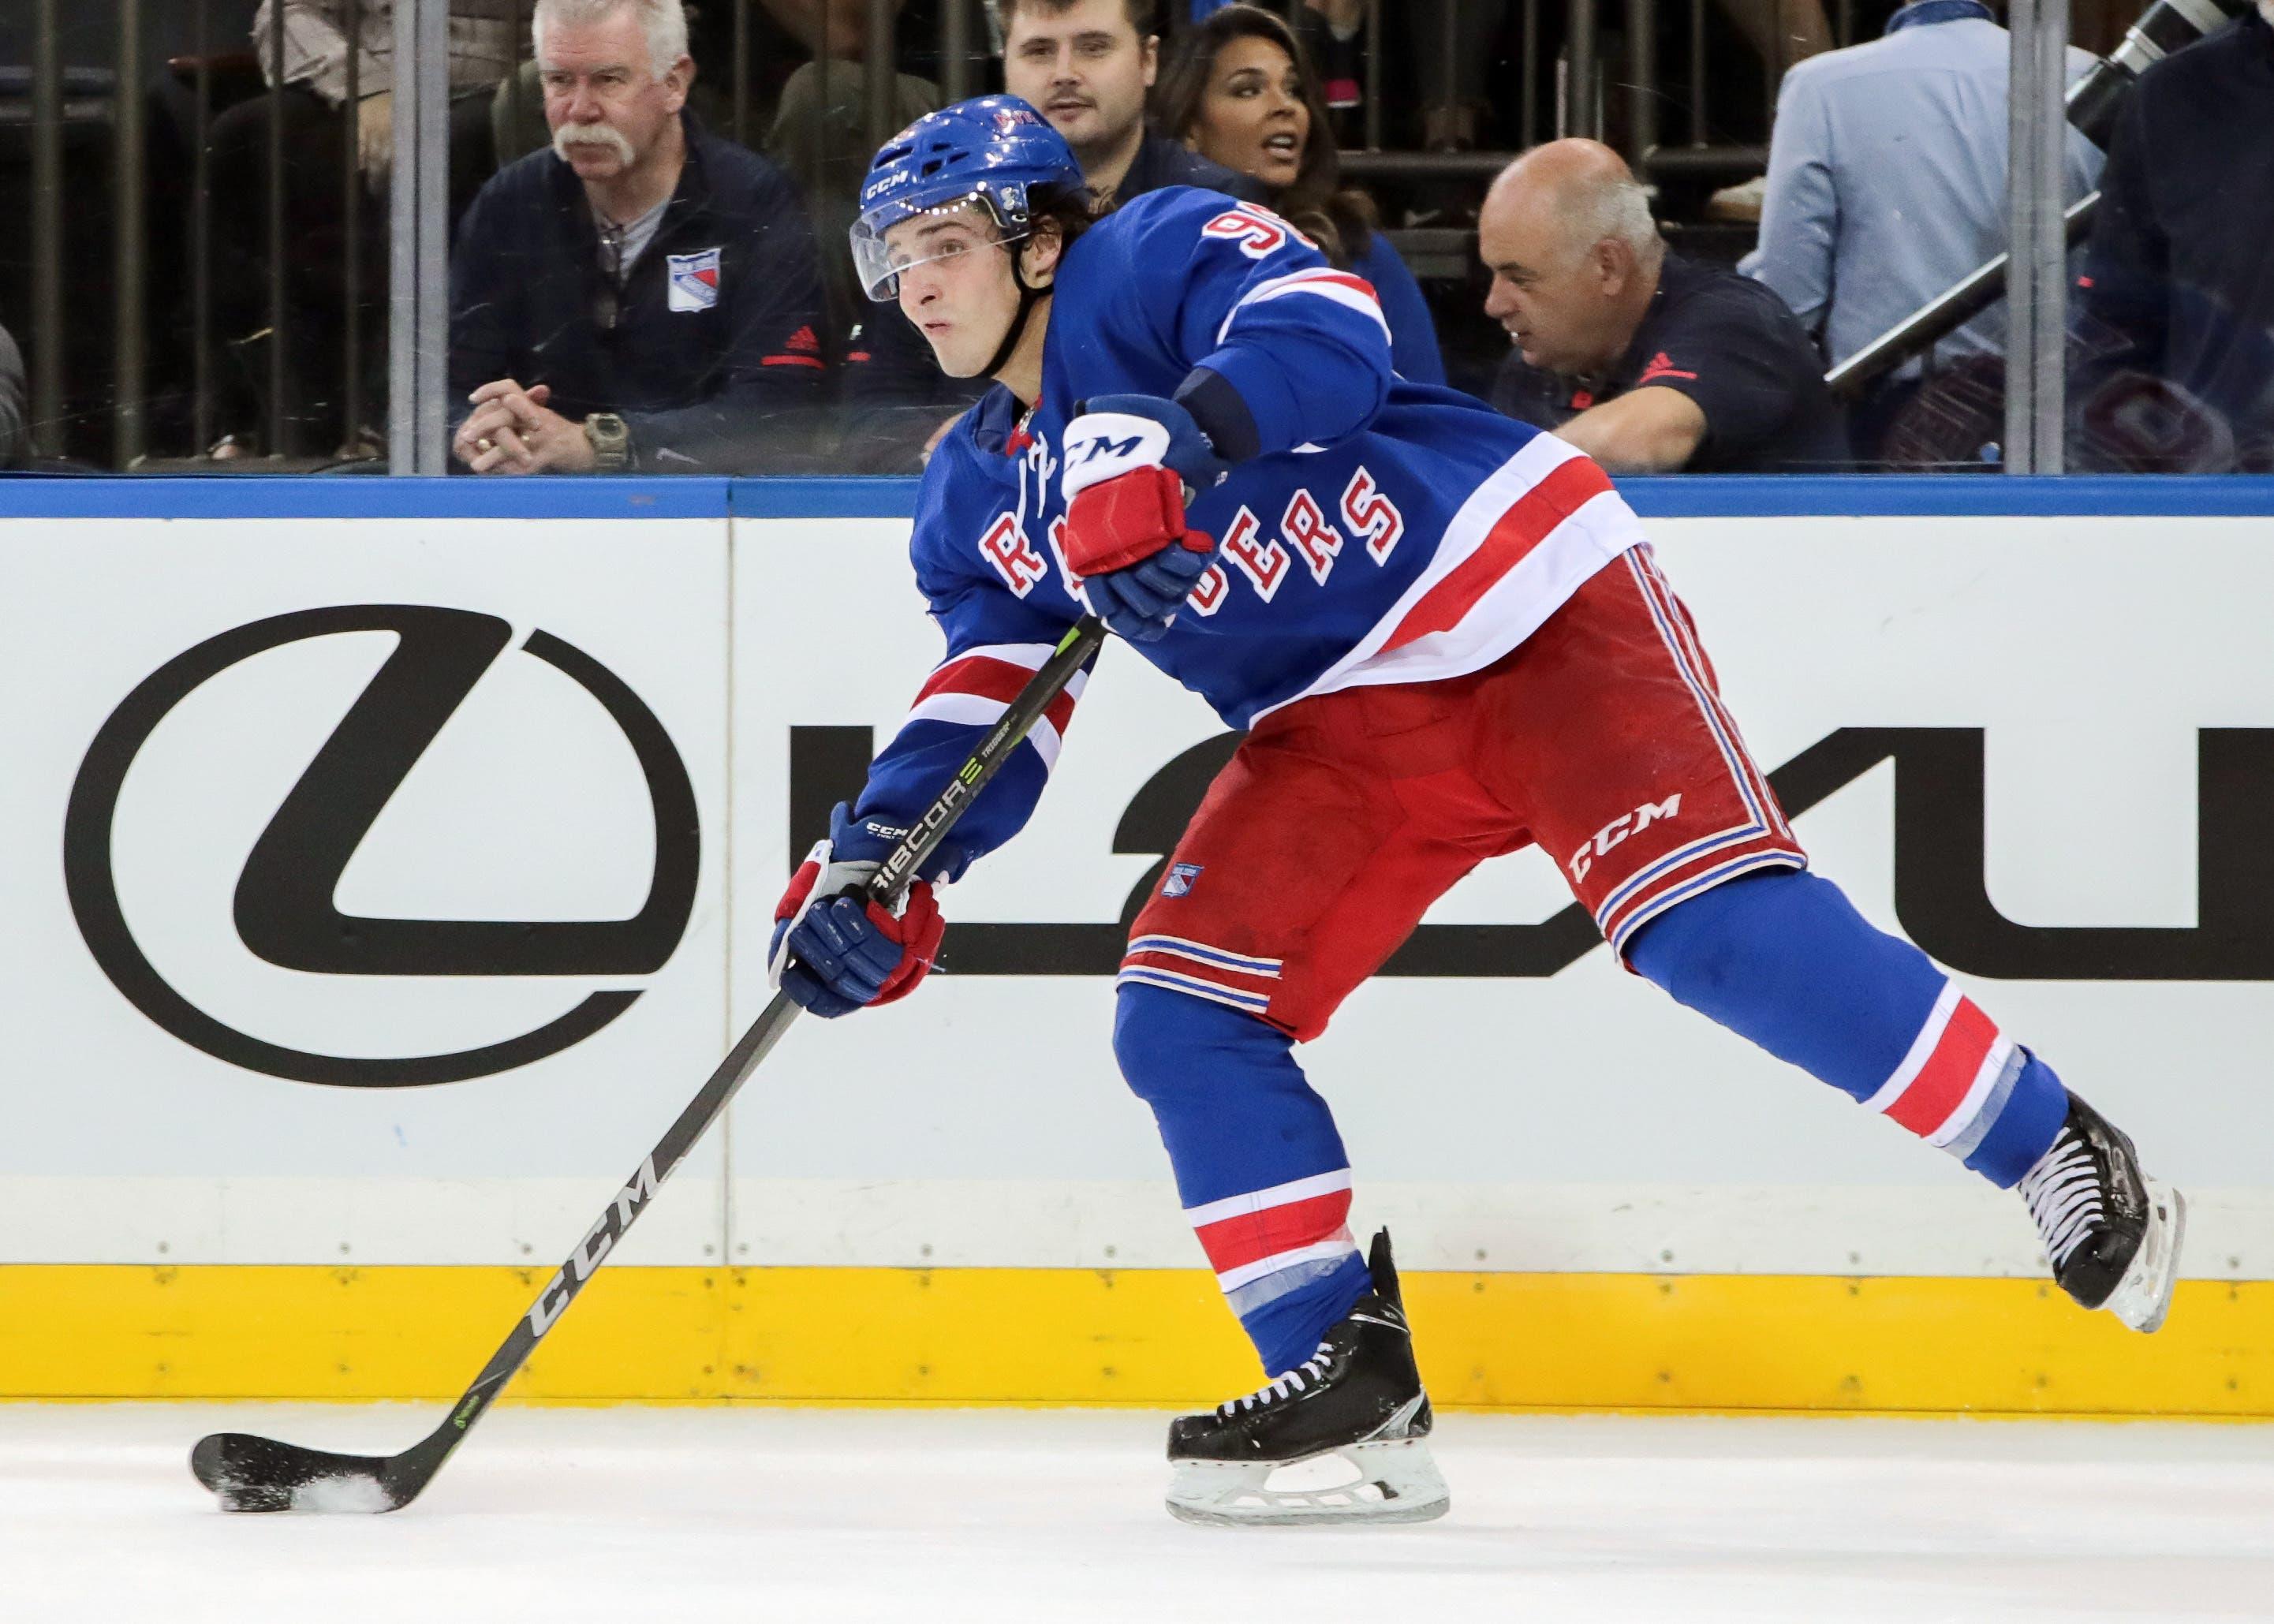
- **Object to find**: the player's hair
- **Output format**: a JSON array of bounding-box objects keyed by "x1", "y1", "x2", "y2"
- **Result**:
[
  {"x1": 995, "y1": 0, "x2": 1162, "y2": 42},
  {"x1": 1152, "y1": 4, "x2": 1376, "y2": 269},
  {"x1": 532, "y1": 0, "x2": 690, "y2": 78},
  {"x1": 1026, "y1": 181, "x2": 1113, "y2": 256}
]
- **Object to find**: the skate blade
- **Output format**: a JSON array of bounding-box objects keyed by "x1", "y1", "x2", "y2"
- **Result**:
[
  {"x1": 2106, "y1": 1178, "x2": 2186, "y2": 1334},
  {"x1": 1164, "y1": 1437, "x2": 1450, "y2": 1529}
]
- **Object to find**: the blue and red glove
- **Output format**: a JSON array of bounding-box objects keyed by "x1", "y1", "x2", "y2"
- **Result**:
[
  {"x1": 1060, "y1": 394, "x2": 1230, "y2": 643},
  {"x1": 768, "y1": 804, "x2": 946, "y2": 1017}
]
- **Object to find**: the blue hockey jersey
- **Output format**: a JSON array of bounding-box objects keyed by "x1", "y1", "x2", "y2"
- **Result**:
[{"x1": 852, "y1": 187, "x2": 1649, "y2": 880}]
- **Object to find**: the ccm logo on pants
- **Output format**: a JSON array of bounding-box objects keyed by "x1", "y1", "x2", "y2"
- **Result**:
[{"x1": 1568, "y1": 794, "x2": 1682, "y2": 883}]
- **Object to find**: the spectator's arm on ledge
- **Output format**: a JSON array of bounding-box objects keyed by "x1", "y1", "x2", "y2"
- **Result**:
[{"x1": 1553, "y1": 385, "x2": 1706, "y2": 473}]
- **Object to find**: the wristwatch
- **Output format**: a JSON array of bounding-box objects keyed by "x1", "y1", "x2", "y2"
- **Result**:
[{"x1": 582, "y1": 413, "x2": 632, "y2": 472}]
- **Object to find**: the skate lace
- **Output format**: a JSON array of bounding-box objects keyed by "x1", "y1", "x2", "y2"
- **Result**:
[
  {"x1": 1220, "y1": 1342, "x2": 1334, "y2": 1415},
  {"x1": 2018, "y1": 1128, "x2": 2105, "y2": 1271}
]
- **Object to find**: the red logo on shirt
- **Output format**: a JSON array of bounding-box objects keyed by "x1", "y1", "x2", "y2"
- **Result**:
[
  {"x1": 1637, "y1": 351, "x2": 1698, "y2": 384},
  {"x1": 786, "y1": 325, "x2": 820, "y2": 353}
]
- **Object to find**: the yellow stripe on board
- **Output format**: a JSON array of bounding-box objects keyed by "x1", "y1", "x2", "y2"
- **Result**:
[{"x1": 2, "y1": 1266, "x2": 2269, "y2": 1416}]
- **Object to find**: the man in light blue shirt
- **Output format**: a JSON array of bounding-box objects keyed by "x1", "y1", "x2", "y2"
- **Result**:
[{"x1": 1742, "y1": 0, "x2": 2102, "y2": 446}]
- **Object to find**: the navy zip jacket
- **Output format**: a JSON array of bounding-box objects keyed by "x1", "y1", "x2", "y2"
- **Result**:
[
  {"x1": 449, "y1": 112, "x2": 826, "y2": 472},
  {"x1": 2078, "y1": 9, "x2": 2274, "y2": 465}
]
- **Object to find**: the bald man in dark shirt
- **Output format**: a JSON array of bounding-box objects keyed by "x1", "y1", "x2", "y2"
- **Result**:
[{"x1": 1479, "y1": 140, "x2": 1848, "y2": 474}]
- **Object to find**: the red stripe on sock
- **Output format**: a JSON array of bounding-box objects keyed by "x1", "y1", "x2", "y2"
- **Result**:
[
  {"x1": 1886, "y1": 996, "x2": 1998, "y2": 1136},
  {"x1": 1192, "y1": 1189, "x2": 1353, "y2": 1275}
]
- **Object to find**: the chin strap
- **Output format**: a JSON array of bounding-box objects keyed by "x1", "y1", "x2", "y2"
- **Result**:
[{"x1": 983, "y1": 253, "x2": 1051, "y2": 380}]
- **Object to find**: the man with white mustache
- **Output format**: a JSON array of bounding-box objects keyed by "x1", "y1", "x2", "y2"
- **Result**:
[{"x1": 450, "y1": 0, "x2": 826, "y2": 473}]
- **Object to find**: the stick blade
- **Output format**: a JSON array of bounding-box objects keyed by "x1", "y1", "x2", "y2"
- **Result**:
[{"x1": 192, "y1": 1432, "x2": 410, "y2": 1514}]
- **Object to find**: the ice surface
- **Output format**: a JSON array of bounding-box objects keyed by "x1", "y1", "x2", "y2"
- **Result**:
[{"x1": 5, "y1": 1403, "x2": 2272, "y2": 1622}]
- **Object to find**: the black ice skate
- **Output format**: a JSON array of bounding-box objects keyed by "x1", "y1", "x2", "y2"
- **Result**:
[
  {"x1": 2018, "y1": 1092, "x2": 2186, "y2": 1333},
  {"x1": 1165, "y1": 1230, "x2": 1448, "y2": 1528}
]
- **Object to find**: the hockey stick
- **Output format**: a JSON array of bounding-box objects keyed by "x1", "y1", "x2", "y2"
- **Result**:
[{"x1": 191, "y1": 616, "x2": 1106, "y2": 1513}]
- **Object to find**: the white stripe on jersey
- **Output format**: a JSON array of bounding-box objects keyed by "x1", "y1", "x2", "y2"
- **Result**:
[
  {"x1": 1216, "y1": 269, "x2": 1392, "y2": 345},
  {"x1": 900, "y1": 693, "x2": 1067, "y2": 771},
  {"x1": 1250, "y1": 432, "x2": 1645, "y2": 723}
]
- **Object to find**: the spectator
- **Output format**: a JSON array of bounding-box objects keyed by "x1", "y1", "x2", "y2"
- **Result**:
[
  {"x1": 0, "y1": 319, "x2": 26, "y2": 469},
  {"x1": 2074, "y1": 0, "x2": 2274, "y2": 471},
  {"x1": 1479, "y1": 140, "x2": 1848, "y2": 472},
  {"x1": 839, "y1": 0, "x2": 1264, "y2": 470},
  {"x1": 450, "y1": 0, "x2": 826, "y2": 474},
  {"x1": 1743, "y1": 0, "x2": 2102, "y2": 459},
  {"x1": 208, "y1": 2, "x2": 515, "y2": 458},
  {"x1": 761, "y1": 11, "x2": 943, "y2": 347},
  {"x1": 1153, "y1": 4, "x2": 1445, "y2": 385}
]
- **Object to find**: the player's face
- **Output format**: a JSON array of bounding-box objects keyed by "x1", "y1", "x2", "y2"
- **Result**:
[
  {"x1": 540, "y1": 9, "x2": 692, "y2": 181},
  {"x1": 1479, "y1": 195, "x2": 1619, "y2": 376},
  {"x1": 1186, "y1": 35, "x2": 1309, "y2": 191},
  {"x1": 890, "y1": 207, "x2": 1026, "y2": 377},
  {"x1": 1003, "y1": 0, "x2": 1158, "y2": 166}
]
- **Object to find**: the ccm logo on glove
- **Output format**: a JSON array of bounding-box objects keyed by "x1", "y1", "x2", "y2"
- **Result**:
[
  {"x1": 768, "y1": 803, "x2": 946, "y2": 1018},
  {"x1": 1059, "y1": 396, "x2": 1230, "y2": 642},
  {"x1": 1062, "y1": 412, "x2": 1214, "y2": 576}
]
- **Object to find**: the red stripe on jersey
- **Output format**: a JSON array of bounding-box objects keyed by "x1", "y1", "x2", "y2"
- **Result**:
[
  {"x1": 1191, "y1": 1189, "x2": 1354, "y2": 1275},
  {"x1": 917, "y1": 655, "x2": 1040, "y2": 706},
  {"x1": 760, "y1": 355, "x2": 827, "y2": 369},
  {"x1": 1886, "y1": 996, "x2": 2000, "y2": 1135},
  {"x1": 1283, "y1": 270, "x2": 1380, "y2": 302},
  {"x1": 1380, "y1": 457, "x2": 1613, "y2": 654},
  {"x1": 917, "y1": 655, "x2": 1079, "y2": 740}
]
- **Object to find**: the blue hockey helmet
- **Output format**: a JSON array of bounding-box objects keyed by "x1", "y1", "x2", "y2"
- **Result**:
[{"x1": 851, "y1": 95, "x2": 1087, "y2": 302}]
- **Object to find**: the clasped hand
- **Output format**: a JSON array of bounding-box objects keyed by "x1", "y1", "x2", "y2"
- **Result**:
[{"x1": 452, "y1": 379, "x2": 597, "y2": 475}]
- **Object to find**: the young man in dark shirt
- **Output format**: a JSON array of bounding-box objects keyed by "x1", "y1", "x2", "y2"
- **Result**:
[
  {"x1": 1478, "y1": 140, "x2": 1849, "y2": 474},
  {"x1": 836, "y1": 0, "x2": 1262, "y2": 471},
  {"x1": 2075, "y1": 1, "x2": 2274, "y2": 471}
]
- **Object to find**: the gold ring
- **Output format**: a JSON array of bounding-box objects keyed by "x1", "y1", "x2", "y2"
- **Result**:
[{"x1": 476, "y1": 438, "x2": 494, "y2": 453}]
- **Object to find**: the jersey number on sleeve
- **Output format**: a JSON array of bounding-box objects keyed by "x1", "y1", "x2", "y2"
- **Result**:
[{"x1": 1200, "y1": 202, "x2": 1304, "y2": 260}]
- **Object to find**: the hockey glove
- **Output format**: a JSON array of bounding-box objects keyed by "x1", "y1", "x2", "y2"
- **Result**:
[
  {"x1": 1061, "y1": 394, "x2": 1230, "y2": 644},
  {"x1": 768, "y1": 803, "x2": 946, "y2": 1018}
]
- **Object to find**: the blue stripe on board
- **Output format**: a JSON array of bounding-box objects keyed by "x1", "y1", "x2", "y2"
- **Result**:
[
  {"x1": 0, "y1": 472, "x2": 2266, "y2": 522},
  {"x1": 728, "y1": 477, "x2": 922, "y2": 518}
]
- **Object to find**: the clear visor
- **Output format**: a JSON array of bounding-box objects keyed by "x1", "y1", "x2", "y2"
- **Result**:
[{"x1": 853, "y1": 203, "x2": 1029, "y2": 302}]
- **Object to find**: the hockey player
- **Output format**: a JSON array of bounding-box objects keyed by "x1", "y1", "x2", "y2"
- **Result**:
[{"x1": 771, "y1": 96, "x2": 2186, "y2": 1527}]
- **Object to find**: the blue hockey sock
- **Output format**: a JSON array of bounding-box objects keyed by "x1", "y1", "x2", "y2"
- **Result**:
[
  {"x1": 1113, "y1": 984, "x2": 1373, "y2": 1374},
  {"x1": 1626, "y1": 870, "x2": 2067, "y2": 1187}
]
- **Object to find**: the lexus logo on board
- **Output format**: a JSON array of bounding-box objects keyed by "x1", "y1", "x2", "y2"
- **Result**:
[{"x1": 64, "y1": 606, "x2": 699, "y2": 1087}]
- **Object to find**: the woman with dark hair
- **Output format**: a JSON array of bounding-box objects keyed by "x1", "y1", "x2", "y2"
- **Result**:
[{"x1": 1156, "y1": 5, "x2": 1445, "y2": 385}]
